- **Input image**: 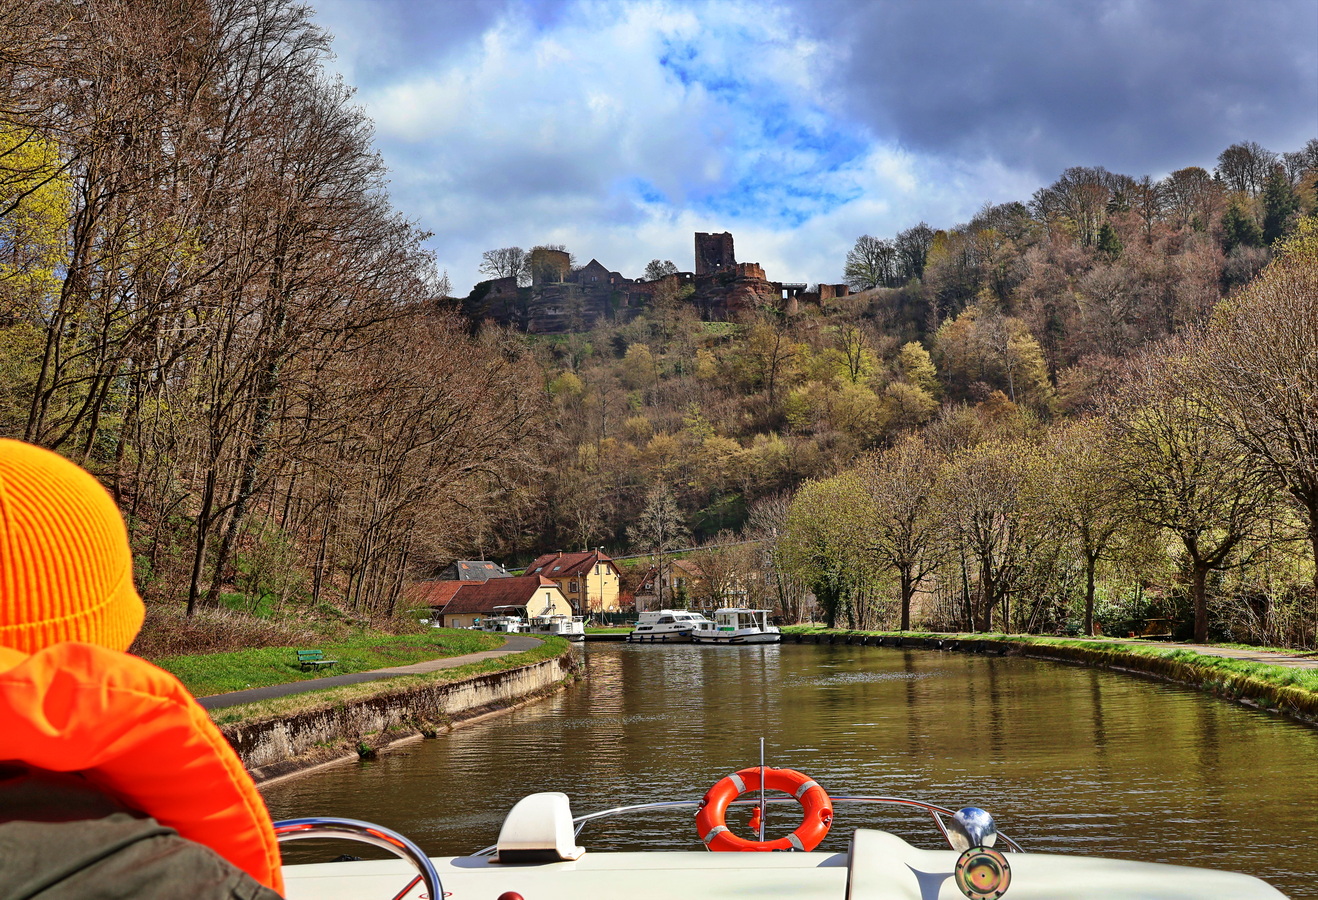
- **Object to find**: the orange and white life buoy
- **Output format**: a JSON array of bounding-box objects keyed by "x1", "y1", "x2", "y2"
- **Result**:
[{"x1": 695, "y1": 766, "x2": 833, "y2": 852}]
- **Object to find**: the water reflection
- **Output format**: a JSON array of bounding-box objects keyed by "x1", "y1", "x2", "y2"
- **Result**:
[{"x1": 262, "y1": 643, "x2": 1317, "y2": 897}]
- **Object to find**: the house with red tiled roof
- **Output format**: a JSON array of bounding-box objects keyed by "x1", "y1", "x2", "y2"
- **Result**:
[
  {"x1": 411, "y1": 575, "x2": 570, "y2": 628},
  {"x1": 524, "y1": 550, "x2": 623, "y2": 613}
]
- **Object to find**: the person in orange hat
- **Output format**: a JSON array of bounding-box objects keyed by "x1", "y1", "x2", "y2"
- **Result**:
[{"x1": 0, "y1": 438, "x2": 285, "y2": 898}]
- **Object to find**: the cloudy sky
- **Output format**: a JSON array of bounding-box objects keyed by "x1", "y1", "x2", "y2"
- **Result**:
[{"x1": 306, "y1": 0, "x2": 1318, "y2": 295}]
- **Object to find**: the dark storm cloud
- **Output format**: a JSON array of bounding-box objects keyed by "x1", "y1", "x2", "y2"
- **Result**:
[{"x1": 803, "y1": 0, "x2": 1318, "y2": 179}]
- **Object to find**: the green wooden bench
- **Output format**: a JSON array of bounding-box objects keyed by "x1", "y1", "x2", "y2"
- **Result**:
[{"x1": 296, "y1": 649, "x2": 337, "y2": 670}]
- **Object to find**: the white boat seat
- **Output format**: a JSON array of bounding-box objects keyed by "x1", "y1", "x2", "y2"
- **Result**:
[{"x1": 495, "y1": 792, "x2": 586, "y2": 863}]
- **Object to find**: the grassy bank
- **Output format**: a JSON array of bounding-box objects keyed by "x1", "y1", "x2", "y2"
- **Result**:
[
  {"x1": 782, "y1": 627, "x2": 1318, "y2": 722},
  {"x1": 153, "y1": 628, "x2": 505, "y2": 697},
  {"x1": 209, "y1": 635, "x2": 572, "y2": 728}
]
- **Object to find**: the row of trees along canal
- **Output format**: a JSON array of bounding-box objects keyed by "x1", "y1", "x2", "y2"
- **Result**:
[
  {"x1": 770, "y1": 224, "x2": 1318, "y2": 646},
  {"x1": 0, "y1": 0, "x2": 544, "y2": 620}
]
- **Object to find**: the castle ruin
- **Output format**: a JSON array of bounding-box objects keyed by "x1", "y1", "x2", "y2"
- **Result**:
[{"x1": 463, "y1": 232, "x2": 849, "y2": 333}]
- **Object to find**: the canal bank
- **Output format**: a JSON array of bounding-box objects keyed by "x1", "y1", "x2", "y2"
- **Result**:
[
  {"x1": 213, "y1": 639, "x2": 579, "y2": 784},
  {"x1": 785, "y1": 630, "x2": 1318, "y2": 726}
]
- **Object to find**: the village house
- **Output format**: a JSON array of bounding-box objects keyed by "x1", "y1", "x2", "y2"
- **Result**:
[
  {"x1": 410, "y1": 575, "x2": 569, "y2": 628},
  {"x1": 524, "y1": 549, "x2": 623, "y2": 613}
]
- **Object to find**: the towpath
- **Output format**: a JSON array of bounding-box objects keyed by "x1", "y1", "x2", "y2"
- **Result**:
[
  {"x1": 197, "y1": 634, "x2": 544, "y2": 710},
  {"x1": 1112, "y1": 640, "x2": 1318, "y2": 670}
]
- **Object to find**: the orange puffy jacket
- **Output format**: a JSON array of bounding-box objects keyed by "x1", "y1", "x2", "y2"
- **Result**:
[{"x1": 0, "y1": 642, "x2": 284, "y2": 894}]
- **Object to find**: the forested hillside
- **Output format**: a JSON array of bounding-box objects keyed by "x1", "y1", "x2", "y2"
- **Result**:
[
  {"x1": 3, "y1": 0, "x2": 1315, "y2": 645},
  {"x1": 506, "y1": 146, "x2": 1318, "y2": 645}
]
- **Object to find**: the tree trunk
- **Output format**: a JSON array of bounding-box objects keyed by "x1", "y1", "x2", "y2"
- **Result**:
[
  {"x1": 899, "y1": 568, "x2": 913, "y2": 631},
  {"x1": 1084, "y1": 554, "x2": 1098, "y2": 636},
  {"x1": 1191, "y1": 562, "x2": 1209, "y2": 644},
  {"x1": 186, "y1": 469, "x2": 218, "y2": 616},
  {"x1": 1309, "y1": 520, "x2": 1318, "y2": 602}
]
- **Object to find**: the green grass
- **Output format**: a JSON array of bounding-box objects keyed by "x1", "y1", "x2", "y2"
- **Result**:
[
  {"x1": 585, "y1": 626, "x2": 631, "y2": 634},
  {"x1": 209, "y1": 636, "x2": 572, "y2": 727},
  {"x1": 780, "y1": 627, "x2": 1318, "y2": 718},
  {"x1": 154, "y1": 628, "x2": 506, "y2": 697}
]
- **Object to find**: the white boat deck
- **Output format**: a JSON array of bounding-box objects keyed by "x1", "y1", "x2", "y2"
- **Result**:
[{"x1": 282, "y1": 831, "x2": 1286, "y2": 899}]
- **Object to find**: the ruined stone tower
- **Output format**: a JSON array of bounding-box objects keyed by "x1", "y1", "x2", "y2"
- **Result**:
[{"x1": 694, "y1": 232, "x2": 736, "y2": 275}]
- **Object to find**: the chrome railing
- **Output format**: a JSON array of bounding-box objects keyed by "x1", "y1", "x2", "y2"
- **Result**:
[
  {"x1": 274, "y1": 817, "x2": 443, "y2": 900},
  {"x1": 472, "y1": 796, "x2": 1022, "y2": 856}
]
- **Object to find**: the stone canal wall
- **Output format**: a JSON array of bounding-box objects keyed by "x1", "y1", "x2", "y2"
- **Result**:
[
  {"x1": 788, "y1": 632, "x2": 1318, "y2": 725},
  {"x1": 225, "y1": 652, "x2": 579, "y2": 784}
]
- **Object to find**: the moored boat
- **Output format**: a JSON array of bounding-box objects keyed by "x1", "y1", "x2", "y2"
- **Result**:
[
  {"x1": 691, "y1": 607, "x2": 781, "y2": 644},
  {"x1": 276, "y1": 765, "x2": 1288, "y2": 899},
  {"x1": 477, "y1": 614, "x2": 528, "y2": 633},
  {"x1": 529, "y1": 612, "x2": 586, "y2": 641},
  {"x1": 627, "y1": 609, "x2": 713, "y2": 642}
]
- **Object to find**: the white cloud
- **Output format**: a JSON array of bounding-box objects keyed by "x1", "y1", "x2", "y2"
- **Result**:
[{"x1": 310, "y1": 0, "x2": 1264, "y2": 296}]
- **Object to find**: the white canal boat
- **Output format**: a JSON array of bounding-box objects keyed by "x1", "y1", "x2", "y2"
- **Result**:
[
  {"x1": 627, "y1": 609, "x2": 714, "y2": 642},
  {"x1": 691, "y1": 607, "x2": 781, "y2": 644},
  {"x1": 276, "y1": 764, "x2": 1288, "y2": 899},
  {"x1": 529, "y1": 613, "x2": 586, "y2": 641},
  {"x1": 477, "y1": 614, "x2": 528, "y2": 633}
]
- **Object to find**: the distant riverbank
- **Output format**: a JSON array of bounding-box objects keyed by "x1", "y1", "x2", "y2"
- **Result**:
[{"x1": 784, "y1": 628, "x2": 1318, "y2": 725}]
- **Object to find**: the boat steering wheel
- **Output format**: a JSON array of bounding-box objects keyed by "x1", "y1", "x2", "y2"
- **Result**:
[{"x1": 274, "y1": 817, "x2": 443, "y2": 899}]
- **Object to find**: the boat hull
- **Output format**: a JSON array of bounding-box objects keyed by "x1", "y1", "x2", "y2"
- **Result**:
[
  {"x1": 626, "y1": 630, "x2": 696, "y2": 643},
  {"x1": 690, "y1": 631, "x2": 781, "y2": 644}
]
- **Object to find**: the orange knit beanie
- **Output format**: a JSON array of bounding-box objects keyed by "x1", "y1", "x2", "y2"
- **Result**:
[{"x1": 0, "y1": 439, "x2": 144, "y2": 653}]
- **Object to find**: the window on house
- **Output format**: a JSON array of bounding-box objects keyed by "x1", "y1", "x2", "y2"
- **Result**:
[{"x1": 569, "y1": 581, "x2": 579, "y2": 593}]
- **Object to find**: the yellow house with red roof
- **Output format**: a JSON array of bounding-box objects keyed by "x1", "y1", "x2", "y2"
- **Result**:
[{"x1": 524, "y1": 550, "x2": 623, "y2": 613}]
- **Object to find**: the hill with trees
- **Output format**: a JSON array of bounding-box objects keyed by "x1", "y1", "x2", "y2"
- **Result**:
[{"x1": 2, "y1": 0, "x2": 1315, "y2": 647}]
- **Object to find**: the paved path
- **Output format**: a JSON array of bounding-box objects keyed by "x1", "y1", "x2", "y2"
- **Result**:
[
  {"x1": 1133, "y1": 641, "x2": 1318, "y2": 670},
  {"x1": 197, "y1": 634, "x2": 543, "y2": 710},
  {"x1": 1046, "y1": 637, "x2": 1318, "y2": 670}
]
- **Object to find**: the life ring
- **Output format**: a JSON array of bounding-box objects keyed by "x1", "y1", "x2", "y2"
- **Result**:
[{"x1": 695, "y1": 767, "x2": 833, "y2": 852}]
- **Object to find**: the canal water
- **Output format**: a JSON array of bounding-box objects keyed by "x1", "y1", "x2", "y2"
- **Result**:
[{"x1": 263, "y1": 642, "x2": 1317, "y2": 896}]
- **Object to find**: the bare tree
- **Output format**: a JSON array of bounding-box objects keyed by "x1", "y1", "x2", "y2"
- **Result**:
[
  {"x1": 627, "y1": 484, "x2": 690, "y2": 608},
  {"x1": 747, "y1": 493, "x2": 810, "y2": 621},
  {"x1": 1041, "y1": 418, "x2": 1131, "y2": 635},
  {"x1": 688, "y1": 531, "x2": 755, "y2": 610},
  {"x1": 643, "y1": 259, "x2": 678, "y2": 281},
  {"x1": 1216, "y1": 141, "x2": 1278, "y2": 197},
  {"x1": 479, "y1": 246, "x2": 530, "y2": 286},
  {"x1": 936, "y1": 439, "x2": 1053, "y2": 632},
  {"x1": 1199, "y1": 224, "x2": 1318, "y2": 600},
  {"x1": 1106, "y1": 336, "x2": 1280, "y2": 642},
  {"x1": 844, "y1": 234, "x2": 897, "y2": 290},
  {"x1": 858, "y1": 436, "x2": 948, "y2": 630}
]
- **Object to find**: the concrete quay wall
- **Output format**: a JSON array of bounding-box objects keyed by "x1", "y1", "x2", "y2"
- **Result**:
[{"x1": 224, "y1": 652, "x2": 578, "y2": 784}]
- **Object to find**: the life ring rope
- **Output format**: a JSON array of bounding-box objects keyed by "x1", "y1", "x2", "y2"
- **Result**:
[{"x1": 695, "y1": 766, "x2": 833, "y2": 852}]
